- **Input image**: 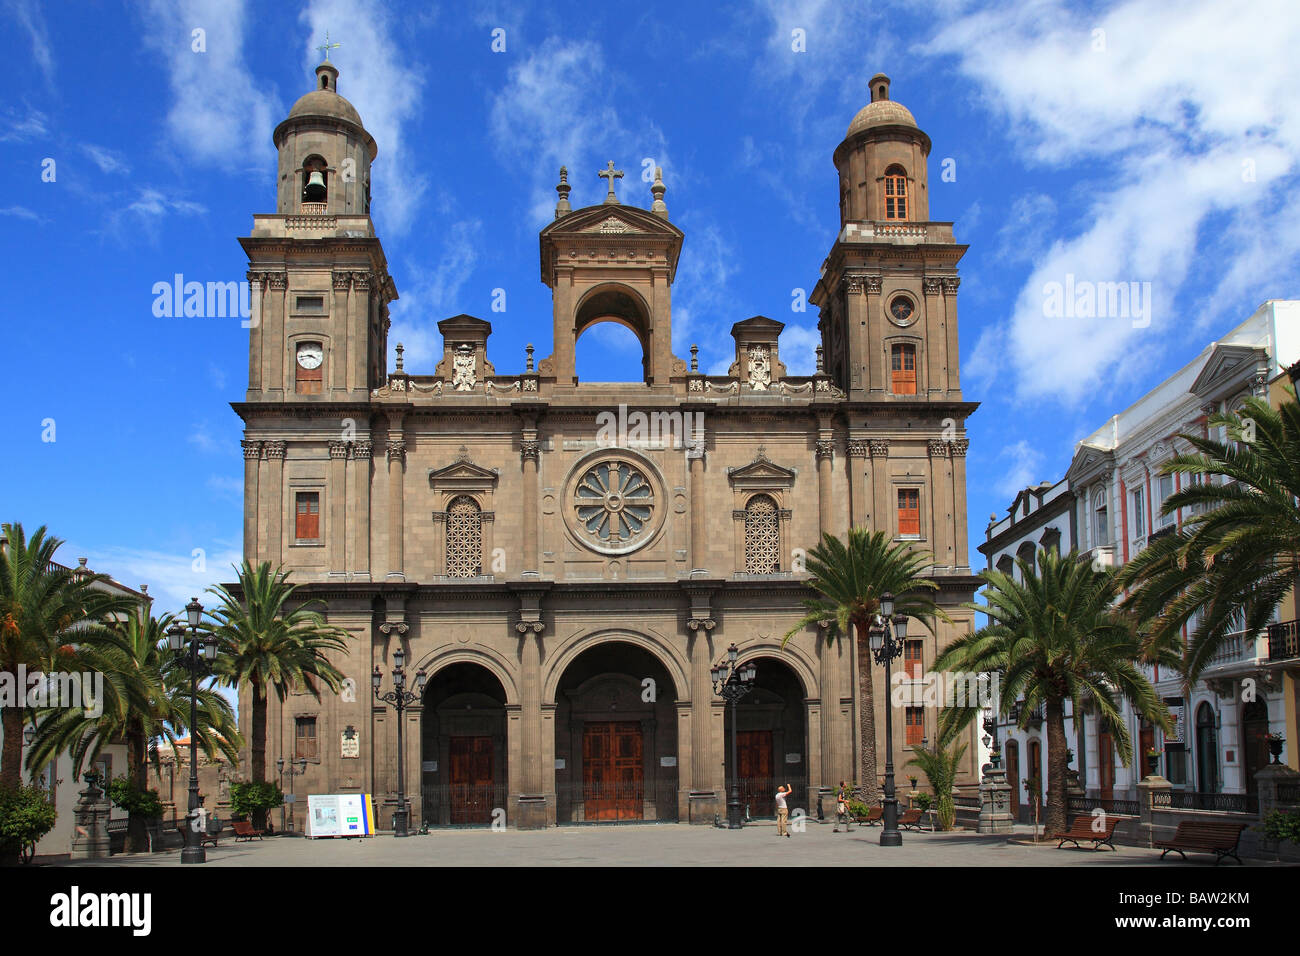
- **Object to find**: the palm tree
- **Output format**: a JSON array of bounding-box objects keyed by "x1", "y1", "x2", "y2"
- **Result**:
[
  {"x1": 935, "y1": 548, "x2": 1175, "y2": 835},
  {"x1": 782, "y1": 528, "x2": 948, "y2": 804},
  {"x1": 905, "y1": 739, "x2": 968, "y2": 830},
  {"x1": 0, "y1": 522, "x2": 135, "y2": 791},
  {"x1": 27, "y1": 609, "x2": 240, "y2": 852},
  {"x1": 1118, "y1": 390, "x2": 1300, "y2": 683},
  {"x1": 207, "y1": 561, "x2": 348, "y2": 829}
]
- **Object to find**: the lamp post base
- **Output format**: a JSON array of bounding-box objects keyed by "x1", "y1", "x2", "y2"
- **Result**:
[
  {"x1": 393, "y1": 807, "x2": 409, "y2": 838},
  {"x1": 181, "y1": 846, "x2": 206, "y2": 864}
]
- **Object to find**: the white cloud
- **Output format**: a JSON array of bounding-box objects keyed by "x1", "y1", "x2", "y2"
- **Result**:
[
  {"x1": 188, "y1": 421, "x2": 221, "y2": 454},
  {"x1": 139, "y1": 0, "x2": 280, "y2": 170},
  {"x1": 300, "y1": 0, "x2": 426, "y2": 235},
  {"x1": 79, "y1": 143, "x2": 131, "y2": 175},
  {"x1": 0, "y1": 105, "x2": 48, "y2": 142},
  {"x1": 0, "y1": 205, "x2": 46, "y2": 223},
  {"x1": 779, "y1": 324, "x2": 821, "y2": 375},
  {"x1": 7, "y1": 0, "x2": 54, "y2": 86},
  {"x1": 993, "y1": 439, "x2": 1046, "y2": 499},
  {"x1": 924, "y1": 0, "x2": 1300, "y2": 407},
  {"x1": 74, "y1": 543, "x2": 244, "y2": 616}
]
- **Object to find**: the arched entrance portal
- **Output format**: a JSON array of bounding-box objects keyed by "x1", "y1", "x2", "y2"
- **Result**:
[
  {"x1": 421, "y1": 663, "x2": 508, "y2": 827},
  {"x1": 554, "y1": 641, "x2": 679, "y2": 823},
  {"x1": 724, "y1": 656, "x2": 806, "y2": 819}
]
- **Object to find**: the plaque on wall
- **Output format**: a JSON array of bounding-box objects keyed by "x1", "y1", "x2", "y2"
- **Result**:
[
  {"x1": 422, "y1": 761, "x2": 437, "y2": 772},
  {"x1": 341, "y1": 733, "x2": 359, "y2": 758},
  {"x1": 660, "y1": 756, "x2": 677, "y2": 767},
  {"x1": 555, "y1": 758, "x2": 566, "y2": 770},
  {"x1": 785, "y1": 753, "x2": 802, "y2": 764}
]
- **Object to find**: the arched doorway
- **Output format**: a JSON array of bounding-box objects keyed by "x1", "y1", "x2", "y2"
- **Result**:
[
  {"x1": 1027, "y1": 739, "x2": 1042, "y2": 817},
  {"x1": 553, "y1": 641, "x2": 680, "y2": 823},
  {"x1": 1196, "y1": 702, "x2": 1219, "y2": 794},
  {"x1": 1242, "y1": 700, "x2": 1269, "y2": 796},
  {"x1": 723, "y1": 656, "x2": 806, "y2": 819},
  {"x1": 421, "y1": 663, "x2": 508, "y2": 827}
]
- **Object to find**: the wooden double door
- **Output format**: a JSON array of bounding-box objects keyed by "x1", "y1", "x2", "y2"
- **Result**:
[
  {"x1": 582, "y1": 721, "x2": 643, "y2": 820},
  {"x1": 736, "y1": 730, "x2": 774, "y2": 816},
  {"x1": 448, "y1": 736, "x2": 494, "y2": 824}
]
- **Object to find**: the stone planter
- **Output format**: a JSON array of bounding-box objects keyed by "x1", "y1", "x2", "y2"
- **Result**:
[{"x1": 1267, "y1": 739, "x2": 1285, "y2": 764}]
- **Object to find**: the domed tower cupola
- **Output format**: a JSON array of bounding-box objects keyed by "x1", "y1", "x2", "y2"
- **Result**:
[
  {"x1": 833, "y1": 73, "x2": 932, "y2": 225},
  {"x1": 272, "y1": 58, "x2": 378, "y2": 218}
]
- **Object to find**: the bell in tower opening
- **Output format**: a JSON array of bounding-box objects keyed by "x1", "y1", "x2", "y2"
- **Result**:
[{"x1": 303, "y1": 158, "x2": 327, "y2": 203}]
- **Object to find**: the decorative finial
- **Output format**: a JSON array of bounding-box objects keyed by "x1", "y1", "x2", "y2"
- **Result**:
[
  {"x1": 815, "y1": 344, "x2": 825, "y2": 374},
  {"x1": 554, "y1": 166, "x2": 572, "y2": 219},
  {"x1": 395, "y1": 342, "x2": 404, "y2": 373},
  {"x1": 457, "y1": 445, "x2": 470, "y2": 461},
  {"x1": 756, "y1": 445, "x2": 768, "y2": 460},
  {"x1": 525, "y1": 343, "x2": 535, "y2": 372},
  {"x1": 650, "y1": 166, "x2": 667, "y2": 218},
  {"x1": 690, "y1": 344, "x2": 698, "y2": 372},
  {"x1": 597, "y1": 160, "x2": 624, "y2": 204},
  {"x1": 317, "y1": 32, "x2": 342, "y2": 63}
]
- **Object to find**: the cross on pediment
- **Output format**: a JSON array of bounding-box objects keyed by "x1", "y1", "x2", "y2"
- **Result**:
[
  {"x1": 598, "y1": 161, "x2": 623, "y2": 204},
  {"x1": 317, "y1": 32, "x2": 341, "y2": 62}
]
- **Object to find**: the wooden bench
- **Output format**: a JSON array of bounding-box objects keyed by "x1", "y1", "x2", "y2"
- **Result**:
[
  {"x1": 231, "y1": 820, "x2": 265, "y2": 842},
  {"x1": 175, "y1": 825, "x2": 218, "y2": 848},
  {"x1": 1154, "y1": 821, "x2": 1247, "y2": 865},
  {"x1": 854, "y1": 807, "x2": 883, "y2": 826},
  {"x1": 1052, "y1": 814, "x2": 1121, "y2": 851},
  {"x1": 898, "y1": 808, "x2": 924, "y2": 830}
]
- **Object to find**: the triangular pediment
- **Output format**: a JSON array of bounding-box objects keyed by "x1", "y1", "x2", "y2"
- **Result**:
[
  {"x1": 1065, "y1": 442, "x2": 1112, "y2": 482},
  {"x1": 428, "y1": 453, "x2": 499, "y2": 486},
  {"x1": 728, "y1": 455, "x2": 797, "y2": 484},
  {"x1": 541, "y1": 203, "x2": 685, "y2": 240},
  {"x1": 1189, "y1": 344, "x2": 1266, "y2": 398}
]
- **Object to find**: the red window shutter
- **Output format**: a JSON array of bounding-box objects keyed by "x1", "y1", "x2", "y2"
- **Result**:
[
  {"x1": 297, "y1": 364, "x2": 322, "y2": 394},
  {"x1": 891, "y1": 345, "x2": 916, "y2": 394},
  {"x1": 296, "y1": 493, "x2": 320, "y2": 540},
  {"x1": 905, "y1": 707, "x2": 924, "y2": 745},
  {"x1": 905, "y1": 640, "x2": 923, "y2": 679},
  {"x1": 898, "y1": 488, "x2": 920, "y2": 537}
]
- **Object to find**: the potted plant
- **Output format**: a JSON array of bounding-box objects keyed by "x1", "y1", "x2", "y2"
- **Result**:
[
  {"x1": 229, "y1": 781, "x2": 284, "y2": 831},
  {"x1": 1144, "y1": 748, "x2": 1161, "y2": 776},
  {"x1": 1256, "y1": 809, "x2": 1300, "y2": 863},
  {"x1": 1265, "y1": 732, "x2": 1285, "y2": 765},
  {"x1": 0, "y1": 785, "x2": 58, "y2": 865}
]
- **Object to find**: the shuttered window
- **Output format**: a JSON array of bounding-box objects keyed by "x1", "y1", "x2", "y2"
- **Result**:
[
  {"x1": 891, "y1": 344, "x2": 916, "y2": 394},
  {"x1": 295, "y1": 492, "x2": 320, "y2": 541},
  {"x1": 905, "y1": 706, "x2": 924, "y2": 745},
  {"x1": 295, "y1": 716, "x2": 318, "y2": 760},
  {"x1": 884, "y1": 167, "x2": 908, "y2": 220},
  {"x1": 904, "y1": 640, "x2": 923, "y2": 680},
  {"x1": 898, "y1": 488, "x2": 920, "y2": 537}
]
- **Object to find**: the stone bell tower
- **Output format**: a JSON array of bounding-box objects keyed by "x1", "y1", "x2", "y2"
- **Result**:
[
  {"x1": 240, "y1": 56, "x2": 396, "y2": 404},
  {"x1": 812, "y1": 73, "x2": 966, "y2": 404},
  {"x1": 535, "y1": 164, "x2": 685, "y2": 389}
]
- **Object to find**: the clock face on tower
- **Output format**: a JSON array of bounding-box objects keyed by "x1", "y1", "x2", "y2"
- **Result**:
[
  {"x1": 888, "y1": 295, "x2": 917, "y2": 327},
  {"x1": 296, "y1": 343, "x2": 324, "y2": 369}
]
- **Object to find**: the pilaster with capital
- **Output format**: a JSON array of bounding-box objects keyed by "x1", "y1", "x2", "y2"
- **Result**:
[
  {"x1": 816, "y1": 433, "x2": 835, "y2": 539},
  {"x1": 929, "y1": 439, "x2": 954, "y2": 571},
  {"x1": 242, "y1": 440, "x2": 262, "y2": 561},
  {"x1": 868, "y1": 438, "x2": 889, "y2": 537},
  {"x1": 943, "y1": 276, "x2": 961, "y2": 395},
  {"x1": 520, "y1": 424, "x2": 540, "y2": 574},
  {"x1": 923, "y1": 277, "x2": 944, "y2": 394},
  {"x1": 351, "y1": 439, "x2": 372, "y2": 580},
  {"x1": 386, "y1": 430, "x2": 406, "y2": 581},
  {"x1": 328, "y1": 441, "x2": 349, "y2": 575},
  {"x1": 846, "y1": 438, "x2": 868, "y2": 529},
  {"x1": 262, "y1": 441, "x2": 286, "y2": 564},
  {"x1": 950, "y1": 438, "x2": 971, "y2": 569}
]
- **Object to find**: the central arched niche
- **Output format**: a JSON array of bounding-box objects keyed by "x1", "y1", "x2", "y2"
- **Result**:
[{"x1": 573, "y1": 284, "x2": 651, "y2": 383}]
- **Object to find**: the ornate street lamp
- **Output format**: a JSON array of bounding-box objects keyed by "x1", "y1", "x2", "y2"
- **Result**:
[
  {"x1": 168, "y1": 598, "x2": 218, "y2": 864},
  {"x1": 869, "y1": 592, "x2": 908, "y2": 847},
  {"x1": 373, "y1": 647, "x2": 426, "y2": 838},
  {"x1": 277, "y1": 756, "x2": 308, "y2": 834},
  {"x1": 711, "y1": 643, "x2": 757, "y2": 829}
]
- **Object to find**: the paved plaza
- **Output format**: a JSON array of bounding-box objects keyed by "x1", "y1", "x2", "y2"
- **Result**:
[{"x1": 58, "y1": 822, "x2": 1285, "y2": 867}]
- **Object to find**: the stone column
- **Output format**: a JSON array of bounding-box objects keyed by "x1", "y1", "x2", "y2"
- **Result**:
[
  {"x1": 978, "y1": 759, "x2": 1015, "y2": 834},
  {"x1": 928, "y1": 440, "x2": 952, "y2": 572},
  {"x1": 846, "y1": 439, "x2": 867, "y2": 532},
  {"x1": 332, "y1": 271, "x2": 352, "y2": 394},
  {"x1": 266, "y1": 273, "x2": 287, "y2": 397},
  {"x1": 245, "y1": 272, "x2": 265, "y2": 394},
  {"x1": 263, "y1": 441, "x2": 286, "y2": 565},
  {"x1": 69, "y1": 777, "x2": 111, "y2": 860},
  {"x1": 868, "y1": 439, "x2": 890, "y2": 534},
  {"x1": 241, "y1": 440, "x2": 261, "y2": 562},
  {"x1": 515, "y1": 621, "x2": 546, "y2": 828},
  {"x1": 329, "y1": 441, "x2": 348, "y2": 578},
  {"x1": 816, "y1": 435, "x2": 834, "y2": 541},
  {"x1": 951, "y1": 439, "x2": 970, "y2": 570},
  {"x1": 864, "y1": 276, "x2": 883, "y2": 393},
  {"x1": 942, "y1": 277, "x2": 961, "y2": 394},
  {"x1": 386, "y1": 433, "x2": 406, "y2": 581},
  {"x1": 350, "y1": 272, "x2": 372, "y2": 394},
  {"x1": 842, "y1": 276, "x2": 867, "y2": 394},
  {"x1": 689, "y1": 422, "x2": 708, "y2": 572},
  {"x1": 352, "y1": 440, "x2": 372, "y2": 581},
  {"x1": 923, "y1": 277, "x2": 943, "y2": 395},
  {"x1": 1136, "y1": 773, "x2": 1171, "y2": 847},
  {"x1": 521, "y1": 435, "x2": 540, "y2": 575}
]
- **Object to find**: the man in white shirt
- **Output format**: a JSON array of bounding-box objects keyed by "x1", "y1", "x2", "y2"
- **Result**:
[{"x1": 775, "y1": 784, "x2": 791, "y2": 837}]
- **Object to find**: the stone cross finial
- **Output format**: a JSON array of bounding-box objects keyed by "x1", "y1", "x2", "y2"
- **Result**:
[
  {"x1": 395, "y1": 342, "x2": 404, "y2": 373},
  {"x1": 525, "y1": 343, "x2": 535, "y2": 372},
  {"x1": 317, "y1": 32, "x2": 341, "y2": 62},
  {"x1": 690, "y1": 344, "x2": 698, "y2": 372},
  {"x1": 650, "y1": 166, "x2": 667, "y2": 218},
  {"x1": 598, "y1": 161, "x2": 624, "y2": 204},
  {"x1": 554, "y1": 166, "x2": 572, "y2": 218}
]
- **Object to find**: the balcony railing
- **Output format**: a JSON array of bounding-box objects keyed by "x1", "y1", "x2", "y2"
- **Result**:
[
  {"x1": 1268, "y1": 619, "x2": 1299, "y2": 662},
  {"x1": 1008, "y1": 701, "x2": 1044, "y2": 725},
  {"x1": 1151, "y1": 790, "x2": 1258, "y2": 814}
]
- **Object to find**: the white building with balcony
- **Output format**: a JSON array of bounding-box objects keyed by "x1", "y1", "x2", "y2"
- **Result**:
[{"x1": 981, "y1": 300, "x2": 1299, "y2": 816}]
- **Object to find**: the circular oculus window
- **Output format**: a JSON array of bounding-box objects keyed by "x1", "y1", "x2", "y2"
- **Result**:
[
  {"x1": 888, "y1": 296, "x2": 917, "y2": 327},
  {"x1": 567, "y1": 456, "x2": 663, "y2": 555}
]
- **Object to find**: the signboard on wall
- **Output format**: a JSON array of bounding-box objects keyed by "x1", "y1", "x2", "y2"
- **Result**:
[
  {"x1": 307, "y1": 793, "x2": 375, "y2": 838},
  {"x1": 1163, "y1": 697, "x2": 1186, "y2": 745}
]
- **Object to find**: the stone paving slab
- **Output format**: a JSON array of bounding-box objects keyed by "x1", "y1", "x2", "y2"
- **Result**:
[{"x1": 56, "y1": 821, "x2": 1287, "y2": 867}]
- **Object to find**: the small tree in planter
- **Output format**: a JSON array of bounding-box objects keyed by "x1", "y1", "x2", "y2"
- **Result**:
[
  {"x1": 1257, "y1": 809, "x2": 1300, "y2": 861},
  {"x1": 229, "y1": 781, "x2": 283, "y2": 829},
  {"x1": 0, "y1": 785, "x2": 58, "y2": 864},
  {"x1": 906, "y1": 740, "x2": 968, "y2": 831},
  {"x1": 104, "y1": 777, "x2": 164, "y2": 852}
]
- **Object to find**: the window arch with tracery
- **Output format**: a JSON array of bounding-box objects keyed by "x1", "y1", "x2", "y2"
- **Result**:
[
  {"x1": 744, "y1": 494, "x2": 781, "y2": 573},
  {"x1": 445, "y1": 495, "x2": 482, "y2": 578}
]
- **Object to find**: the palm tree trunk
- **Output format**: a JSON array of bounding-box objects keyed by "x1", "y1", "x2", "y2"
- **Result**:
[
  {"x1": 0, "y1": 698, "x2": 22, "y2": 791},
  {"x1": 125, "y1": 723, "x2": 149, "y2": 853},
  {"x1": 855, "y1": 620, "x2": 879, "y2": 804},
  {"x1": 1045, "y1": 695, "x2": 1069, "y2": 836},
  {"x1": 251, "y1": 676, "x2": 268, "y2": 831}
]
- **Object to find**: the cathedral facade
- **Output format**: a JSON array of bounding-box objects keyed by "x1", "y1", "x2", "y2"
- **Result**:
[{"x1": 234, "y1": 60, "x2": 981, "y2": 828}]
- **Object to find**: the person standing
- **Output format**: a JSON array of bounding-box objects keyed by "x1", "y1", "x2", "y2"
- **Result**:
[
  {"x1": 775, "y1": 784, "x2": 791, "y2": 838},
  {"x1": 833, "y1": 781, "x2": 853, "y2": 832}
]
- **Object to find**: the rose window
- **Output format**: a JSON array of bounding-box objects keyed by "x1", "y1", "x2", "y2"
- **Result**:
[{"x1": 573, "y1": 460, "x2": 656, "y2": 549}]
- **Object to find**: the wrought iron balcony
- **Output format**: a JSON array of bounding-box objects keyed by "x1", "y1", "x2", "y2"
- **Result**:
[{"x1": 1268, "y1": 619, "x2": 1299, "y2": 662}]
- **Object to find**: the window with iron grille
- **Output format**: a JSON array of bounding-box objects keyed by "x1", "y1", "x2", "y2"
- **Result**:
[
  {"x1": 295, "y1": 492, "x2": 320, "y2": 541},
  {"x1": 884, "y1": 166, "x2": 908, "y2": 220},
  {"x1": 445, "y1": 495, "x2": 482, "y2": 578},
  {"x1": 744, "y1": 494, "x2": 780, "y2": 573},
  {"x1": 295, "y1": 716, "x2": 318, "y2": 760}
]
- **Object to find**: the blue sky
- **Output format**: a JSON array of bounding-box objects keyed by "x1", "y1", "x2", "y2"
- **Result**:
[{"x1": 3, "y1": 0, "x2": 1300, "y2": 616}]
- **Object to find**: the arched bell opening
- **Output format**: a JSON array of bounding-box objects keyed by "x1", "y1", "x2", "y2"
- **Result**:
[{"x1": 573, "y1": 284, "x2": 652, "y2": 384}]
